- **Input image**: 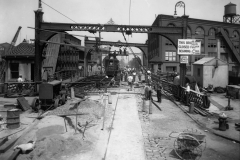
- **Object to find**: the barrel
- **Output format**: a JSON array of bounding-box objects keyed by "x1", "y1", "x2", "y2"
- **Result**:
[{"x1": 6, "y1": 109, "x2": 20, "y2": 129}]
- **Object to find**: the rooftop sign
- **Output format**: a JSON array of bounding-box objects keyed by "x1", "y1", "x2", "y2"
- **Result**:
[{"x1": 177, "y1": 39, "x2": 201, "y2": 55}]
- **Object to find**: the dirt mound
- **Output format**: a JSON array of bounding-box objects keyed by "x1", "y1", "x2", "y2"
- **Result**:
[{"x1": 17, "y1": 134, "x2": 92, "y2": 160}]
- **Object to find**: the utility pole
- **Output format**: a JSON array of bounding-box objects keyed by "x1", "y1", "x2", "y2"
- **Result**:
[
  {"x1": 34, "y1": 2, "x2": 44, "y2": 82},
  {"x1": 179, "y1": 15, "x2": 189, "y2": 86},
  {"x1": 99, "y1": 32, "x2": 102, "y2": 75}
]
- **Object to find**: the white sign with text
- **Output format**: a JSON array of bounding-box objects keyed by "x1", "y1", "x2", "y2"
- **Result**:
[
  {"x1": 180, "y1": 56, "x2": 188, "y2": 64},
  {"x1": 178, "y1": 39, "x2": 201, "y2": 55}
]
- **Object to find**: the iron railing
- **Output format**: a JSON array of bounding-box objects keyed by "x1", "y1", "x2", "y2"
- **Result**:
[{"x1": 151, "y1": 73, "x2": 210, "y2": 109}]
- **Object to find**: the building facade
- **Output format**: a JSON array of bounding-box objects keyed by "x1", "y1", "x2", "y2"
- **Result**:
[{"x1": 148, "y1": 14, "x2": 240, "y2": 78}]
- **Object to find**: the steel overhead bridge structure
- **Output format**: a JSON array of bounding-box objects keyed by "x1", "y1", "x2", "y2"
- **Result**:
[{"x1": 34, "y1": 10, "x2": 188, "y2": 83}]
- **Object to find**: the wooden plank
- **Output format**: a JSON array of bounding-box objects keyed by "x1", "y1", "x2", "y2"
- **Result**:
[
  {"x1": 194, "y1": 108, "x2": 207, "y2": 116},
  {"x1": 17, "y1": 97, "x2": 30, "y2": 111},
  {"x1": 0, "y1": 137, "x2": 8, "y2": 147},
  {"x1": 151, "y1": 100, "x2": 162, "y2": 111},
  {"x1": 0, "y1": 136, "x2": 19, "y2": 153},
  {"x1": 7, "y1": 149, "x2": 21, "y2": 160}
]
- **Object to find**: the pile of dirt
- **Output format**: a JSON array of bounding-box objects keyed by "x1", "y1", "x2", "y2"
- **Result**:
[
  {"x1": 17, "y1": 134, "x2": 92, "y2": 160},
  {"x1": 45, "y1": 98, "x2": 109, "y2": 124}
]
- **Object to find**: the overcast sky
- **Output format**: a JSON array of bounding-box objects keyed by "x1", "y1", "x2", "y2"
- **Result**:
[{"x1": 0, "y1": 0, "x2": 239, "y2": 50}]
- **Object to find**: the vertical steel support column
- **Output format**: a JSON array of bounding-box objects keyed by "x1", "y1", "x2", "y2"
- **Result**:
[
  {"x1": 84, "y1": 52, "x2": 88, "y2": 77},
  {"x1": 34, "y1": 10, "x2": 43, "y2": 82},
  {"x1": 179, "y1": 15, "x2": 189, "y2": 86},
  {"x1": 216, "y1": 37, "x2": 221, "y2": 59}
]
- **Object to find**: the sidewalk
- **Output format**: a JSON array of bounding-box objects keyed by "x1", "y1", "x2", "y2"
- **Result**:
[
  {"x1": 105, "y1": 89, "x2": 146, "y2": 160},
  {"x1": 151, "y1": 90, "x2": 240, "y2": 143},
  {"x1": 147, "y1": 91, "x2": 240, "y2": 160},
  {"x1": 206, "y1": 93, "x2": 240, "y2": 143}
]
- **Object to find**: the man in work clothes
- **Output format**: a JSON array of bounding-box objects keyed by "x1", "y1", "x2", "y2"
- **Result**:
[
  {"x1": 127, "y1": 74, "x2": 133, "y2": 91},
  {"x1": 138, "y1": 69, "x2": 142, "y2": 82}
]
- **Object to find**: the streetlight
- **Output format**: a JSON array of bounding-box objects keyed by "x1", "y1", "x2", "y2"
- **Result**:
[
  {"x1": 173, "y1": 1, "x2": 188, "y2": 87},
  {"x1": 174, "y1": 1, "x2": 186, "y2": 18}
]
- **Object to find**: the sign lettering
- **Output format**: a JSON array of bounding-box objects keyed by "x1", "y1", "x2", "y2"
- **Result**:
[{"x1": 178, "y1": 39, "x2": 201, "y2": 55}]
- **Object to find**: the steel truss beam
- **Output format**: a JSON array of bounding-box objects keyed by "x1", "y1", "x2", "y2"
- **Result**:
[
  {"x1": 86, "y1": 40, "x2": 147, "y2": 47},
  {"x1": 41, "y1": 22, "x2": 183, "y2": 34}
]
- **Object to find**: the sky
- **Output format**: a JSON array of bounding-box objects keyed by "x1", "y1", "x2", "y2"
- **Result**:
[{"x1": 0, "y1": 0, "x2": 240, "y2": 53}]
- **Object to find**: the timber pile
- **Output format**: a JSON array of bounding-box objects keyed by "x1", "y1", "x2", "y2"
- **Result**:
[{"x1": 193, "y1": 106, "x2": 213, "y2": 117}]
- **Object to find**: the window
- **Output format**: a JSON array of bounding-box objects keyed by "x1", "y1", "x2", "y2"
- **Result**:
[
  {"x1": 233, "y1": 31, "x2": 239, "y2": 50},
  {"x1": 187, "y1": 26, "x2": 192, "y2": 38},
  {"x1": 197, "y1": 68, "x2": 200, "y2": 76},
  {"x1": 220, "y1": 39, "x2": 226, "y2": 48},
  {"x1": 208, "y1": 28, "x2": 215, "y2": 36},
  {"x1": 10, "y1": 63, "x2": 19, "y2": 79},
  {"x1": 165, "y1": 51, "x2": 176, "y2": 61},
  {"x1": 208, "y1": 43, "x2": 216, "y2": 48},
  {"x1": 195, "y1": 27, "x2": 205, "y2": 36}
]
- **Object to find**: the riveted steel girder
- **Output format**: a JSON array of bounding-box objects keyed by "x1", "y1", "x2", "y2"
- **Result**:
[{"x1": 41, "y1": 22, "x2": 182, "y2": 34}]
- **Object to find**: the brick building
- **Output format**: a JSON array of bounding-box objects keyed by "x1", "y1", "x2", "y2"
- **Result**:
[{"x1": 148, "y1": 4, "x2": 240, "y2": 82}]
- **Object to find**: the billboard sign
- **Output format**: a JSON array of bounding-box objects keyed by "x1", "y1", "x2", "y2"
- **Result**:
[
  {"x1": 178, "y1": 39, "x2": 201, "y2": 55},
  {"x1": 180, "y1": 56, "x2": 188, "y2": 64}
]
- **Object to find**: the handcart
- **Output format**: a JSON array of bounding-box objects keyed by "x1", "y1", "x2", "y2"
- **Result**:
[{"x1": 169, "y1": 129, "x2": 206, "y2": 160}]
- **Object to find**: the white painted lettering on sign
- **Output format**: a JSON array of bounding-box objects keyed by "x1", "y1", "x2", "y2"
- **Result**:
[
  {"x1": 180, "y1": 56, "x2": 188, "y2": 64},
  {"x1": 178, "y1": 39, "x2": 201, "y2": 55}
]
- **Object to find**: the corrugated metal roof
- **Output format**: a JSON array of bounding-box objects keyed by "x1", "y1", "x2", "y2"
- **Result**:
[{"x1": 193, "y1": 57, "x2": 215, "y2": 65}]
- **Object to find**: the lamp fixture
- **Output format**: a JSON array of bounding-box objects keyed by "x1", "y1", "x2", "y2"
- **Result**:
[{"x1": 173, "y1": 1, "x2": 186, "y2": 18}]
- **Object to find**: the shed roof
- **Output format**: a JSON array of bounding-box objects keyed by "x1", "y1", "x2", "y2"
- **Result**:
[
  {"x1": 193, "y1": 57, "x2": 215, "y2": 65},
  {"x1": 193, "y1": 57, "x2": 227, "y2": 66}
]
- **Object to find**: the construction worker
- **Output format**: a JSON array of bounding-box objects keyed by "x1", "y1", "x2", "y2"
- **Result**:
[
  {"x1": 138, "y1": 69, "x2": 142, "y2": 82},
  {"x1": 132, "y1": 69, "x2": 136, "y2": 82},
  {"x1": 146, "y1": 69, "x2": 151, "y2": 85},
  {"x1": 186, "y1": 83, "x2": 190, "y2": 105},
  {"x1": 127, "y1": 74, "x2": 133, "y2": 91},
  {"x1": 17, "y1": 75, "x2": 23, "y2": 82},
  {"x1": 17, "y1": 75, "x2": 23, "y2": 93}
]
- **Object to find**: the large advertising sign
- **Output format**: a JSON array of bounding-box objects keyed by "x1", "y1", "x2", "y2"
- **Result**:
[{"x1": 178, "y1": 39, "x2": 201, "y2": 55}]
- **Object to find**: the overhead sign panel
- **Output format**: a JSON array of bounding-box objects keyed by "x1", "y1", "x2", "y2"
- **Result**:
[{"x1": 178, "y1": 39, "x2": 201, "y2": 55}]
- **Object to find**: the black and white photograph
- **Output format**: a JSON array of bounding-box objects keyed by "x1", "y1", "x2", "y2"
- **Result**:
[{"x1": 0, "y1": 0, "x2": 239, "y2": 159}]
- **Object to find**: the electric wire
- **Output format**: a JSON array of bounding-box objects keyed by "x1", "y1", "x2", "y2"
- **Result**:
[
  {"x1": 41, "y1": 1, "x2": 99, "y2": 38},
  {"x1": 41, "y1": 1, "x2": 77, "y2": 23},
  {"x1": 121, "y1": 32, "x2": 147, "y2": 72}
]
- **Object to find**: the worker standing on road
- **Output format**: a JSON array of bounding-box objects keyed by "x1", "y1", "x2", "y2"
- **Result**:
[
  {"x1": 127, "y1": 74, "x2": 133, "y2": 91},
  {"x1": 173, "y1": 73, "x2": 180, "y2": 101},
  {"x1": 186, "y1": 83, "x2": 190, "y2": 105},
  {"x1": 146, "y1": 69, "x2": 151, "y2": 85},
  {"x1": 138, "y1": 69, "x2": 142, "y2": 82},
  {"x1": 17, "y1": 75, "x2": 24, "y2": 93},
  {"x1": 132, "y1": 69, "x2": 136, "y2": 82}
]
